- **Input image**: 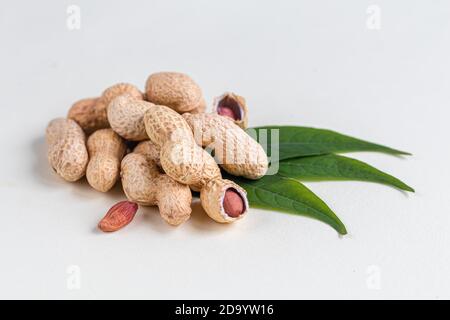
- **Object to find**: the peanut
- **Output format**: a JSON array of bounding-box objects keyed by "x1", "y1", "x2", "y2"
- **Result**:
[
  {"x1": 67, "y1": 97, "x2": 108, "y2": 134},
  {"x1": 46, "y1": 118, "x2": 89, "y2": 182},
  {"x1": 67, "y1": 83, "x2": 143, "y2": 134},
  {"x1": 145, "y1": 72, "x2": 206, "y2": 114},
  {"x1": 143, "y1": 105, "x2": 248, "y2": 223},
  {"x1": 101, "y1": 83, "x2": 143, "y2": 108},
  {"x1": 213, "y1": 92, "x2": 248, "y2": 129},
  {"x1": 121, "y1": 141, "x2": 192, "y2": 225},
  {"x1": 86, "y1": 129, "x2": 126, "y2": 192},
  {"x1": 98, "y1": 201, "x2": 138, "y2": 232},
  {"x1": 107, "y1": 94, "x2": 154, "y2": 141},
  {"x1": 182, "y1": 113, "x2": 268, "y2": 179}
]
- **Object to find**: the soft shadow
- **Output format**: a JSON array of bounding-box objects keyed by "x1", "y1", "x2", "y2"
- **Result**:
[
  {"x1": 188, "y1": 198, "x2": 235, "y2": 233},
  {"x1": 140, "y1": 206, "x2": 177, "y2": 234},
  {"x1": 31, "y1": 135, "x2": 63, "y2": 187}
]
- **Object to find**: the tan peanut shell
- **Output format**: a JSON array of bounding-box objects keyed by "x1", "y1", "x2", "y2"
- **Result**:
[
  {"x1": 107, "y1": 94, "x2": 154, "y2": 141},
  {"x1": 143, "y1": 105, "x2": 247, "y2": 223},
  {"x1": 133, "y1": 140, "x2": 161, "y2": 167},
  {"x1": 201, "y1": 179, "x2": 248, "y2": 223},
  {"x1": 101, "y1": 83, "x2": 143, "y2": 108},
  {"x1": 159, "y1": 139, "x2": 221, "y2": 191},
  {"x1": 182, "y1": 113, "x2": 268, "y2": 179},
  {"x1": 145, "y1": 72, "x2": 205, "y2": 113},
  {"x1": 143, "y1": 105, "x2": 220, "y2": 190},
  {"x1": 121, "y1": 143, "x2": 192, "y2": 226},
  {"x1": 213, "y1": 92, "x2": 248, "y2": 129},
  {"x1": 86, "y1": 129, "x2": 126, "y2": 192},
  {"x1": 67, "y1": 97, "x2": 109, "y2": 134},
  {"x1": 46, "y1": 118, "x2": 89, "y2": 182}
]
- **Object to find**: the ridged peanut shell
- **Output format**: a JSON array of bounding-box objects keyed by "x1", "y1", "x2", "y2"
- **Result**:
[
  {"x1": 121, "y1": 153, "x2": 192, "y2": 226},
  {"x1": 133, "y1": 140, "x2": 161, "y2": 167},
  {"x1": 67, "y1": 97, "x2": 109, "y2": 134},
  {"x1": 183, "y1": 113, "x2": 268, "y2": 179},
  {"x1": 143, "y1": 104, "x2": 194, "y2": 148},
  {"x1": 145, "y1": 72, "x2": 205, "y2": 113},
  {"x1": 108, "y1": 94, "x2": 154, "y2": 141},
  {"x1": 46, "y1": 118, "x2": 89, "y2": 182},
  {"x1": 101, "y1": 83, "x2": 143, "y2": 108},
  {"x1": 86, "y1": 129, "x2": 126, "y2": 192},
  {"x1": 200, "y1": 179, "x2": 248, "y2": 223},
  {"x1": 160, "y1": 139, "x2": 221, "y2": 190}
]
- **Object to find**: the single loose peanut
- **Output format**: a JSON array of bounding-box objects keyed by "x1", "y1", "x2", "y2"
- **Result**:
[
  {"x1": 182, "y1": 113, "x2": 268, "y2": 179},
  {"x1": 98, "y1": 201, "x2": 138, "y2": 232},
  {"x1": 86, "y1": 129, "x2": 126, "y2": 192},
  {"x1": 213, "y1": 92, "x2": 248, "y2": 129},
  {"x1": 145, "y1": 72, "x2": 206, "y2": 113},
  {"x1": 144, "y1": 105, "x2": 248, "y2": 223},
  {"x1": 46, "y1": 118, "x2": 89, "y2": 182},
  {"x1": 108, "y1": 94, "x2": 154, "y2": 141},
  {"x1": 121, "y1": 141, "x2": 192, "y2": 225}
]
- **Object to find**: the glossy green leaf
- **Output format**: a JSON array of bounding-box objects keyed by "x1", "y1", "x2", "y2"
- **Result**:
[
  {"x1": 278, "y1": 154, "x2": 414, "y2": 192},
  {"x1": 227, "y1": 174, "x2": 347, "y2": 235},
  {"x1": 248, "y1": 126, "x2": 411, "y2": 160}
]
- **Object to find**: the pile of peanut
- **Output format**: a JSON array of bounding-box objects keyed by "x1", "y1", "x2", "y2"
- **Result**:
[{"x1": 46, "y1": 72, "x2": 268, "y2": 232}]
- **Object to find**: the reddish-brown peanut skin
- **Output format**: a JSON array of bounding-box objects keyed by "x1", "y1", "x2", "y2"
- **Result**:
[
  {"x1": 68, "y1": 97, "x2": 109, "y2": 134},
  {"x1": 98, "y1": 201, "x2": 138, "y2": 232},
  {"x1": 223, "y1": 189, "x2": 245, "y2": 217},
  {"x1": 200, "y1": 179, "x2": 248, "y2": 223},
  {"x1": 213, "y1": 92, "x2": 248, "y2": 129},
  {"x1": 145, "y1": 72, "x2": 205, "y2": 113},
  {"x1": 86, "y1": 129, "x2": 126, "y2": 192},
  {"x1": 182, "y1": 113, "x2": 268, "y2": 179},
  {"x1": 46, "y1": 118, "x2": 89, "y2": 182}
]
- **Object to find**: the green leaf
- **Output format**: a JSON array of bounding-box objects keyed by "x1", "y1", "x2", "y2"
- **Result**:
[
  {"x1": 278, "y1": 154, "x2": 414, "y2": 192},
  {"x1": 227, "y1": 174, "x2": 347, "y2": 235},
  {"x1": 248, "y1": 126, "x2": 411, "y2": 160}
]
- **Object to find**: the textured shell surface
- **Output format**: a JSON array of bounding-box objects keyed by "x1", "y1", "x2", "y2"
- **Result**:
[
  {"x1": 183, "y1": 113, "x2": 268, "y2": 179},
  {"x1": 101, "y1": 83, "x2": 144, "y2": 108},
  {"x1": 121, "y1": 153, "x2": 158, "y2": 205},
  {"x1": 108, "y1": 94, "x2": 154, "y2": 141},
  {"x1": 145, "y1": 72, "x2": 204, "y2": 113},
  {"x1": 143, "y1": 104, "x2": 194, "y2": 147},
  {"x1": 133, "y1": 140, "x2": 161, "y2": 167},
  {"x1": 46, "y1": 118, "x2": 89, "y2": 182},
  {"x1": 200, "y1": 178, "x2": 248, "y2": 223},
  {"x1": 121, "y1": 150, "x2": 192, "y2": 225},
  {"x1": 67, "y1": 97, "x2": 109, "y2": 133},
  {"x1": 160, "y1": 140, "x2": 221, "y2": 190},
  {"x1": 86, "y1": 129, "x2": 126, "y2": 192}
]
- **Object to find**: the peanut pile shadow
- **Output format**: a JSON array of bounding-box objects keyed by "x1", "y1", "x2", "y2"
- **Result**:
[{"x1": 34, "y1": 135, "x2": 235, "y2": 234}]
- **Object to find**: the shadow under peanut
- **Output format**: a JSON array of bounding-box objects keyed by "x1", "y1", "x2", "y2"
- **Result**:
[{"x1": 188, "y1": 198, "x2": 236, "y2": 233}]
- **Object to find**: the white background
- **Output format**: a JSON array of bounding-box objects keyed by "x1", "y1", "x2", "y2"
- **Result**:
[{"x1": 0, "y1": 0, "x2": 449, "y2": 299}]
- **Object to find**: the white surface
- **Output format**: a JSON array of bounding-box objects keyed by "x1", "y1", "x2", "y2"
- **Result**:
[{"x1": 1, "y1": 0, "x2": 449, "y2": 299}]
